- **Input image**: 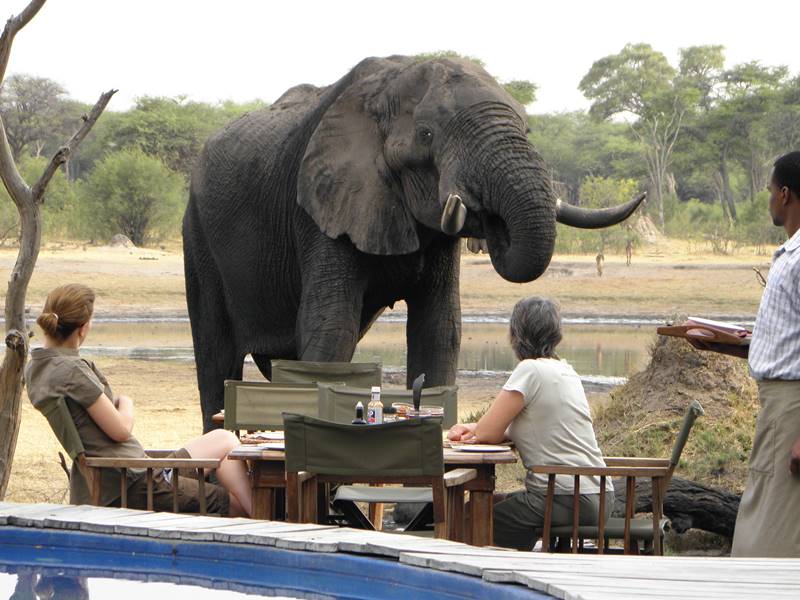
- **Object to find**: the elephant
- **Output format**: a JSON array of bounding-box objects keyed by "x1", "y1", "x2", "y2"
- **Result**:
[{"x1": 183, "y1": 56, "x2": 644, "y2": 431}]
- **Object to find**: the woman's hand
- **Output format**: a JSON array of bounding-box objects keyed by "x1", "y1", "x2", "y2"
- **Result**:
[{"x1": 448, "y1": 423, "x2": 477, "y2": 442}]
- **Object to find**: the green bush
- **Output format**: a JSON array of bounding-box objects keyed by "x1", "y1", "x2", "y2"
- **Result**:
[
  {"x1": 0, "y1": 156, "x2": 79, "y2": 244},
  {"x1": 82, "y1": 149, "x2": 186, "y2": 246},
  {"x1": 664, "y1": 198, "x2": 726, "y2": 240},
  {"x1": 732, "y1": 191, "x2": 785, "y2": 253}
]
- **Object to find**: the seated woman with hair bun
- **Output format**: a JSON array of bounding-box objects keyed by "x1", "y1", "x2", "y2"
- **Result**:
[
  {"x1": 26, "y1": 283, "x2": 252, "y2": 516},
  {"x1": 448, "y1": 296, "x2": 614, "y2": 550}
]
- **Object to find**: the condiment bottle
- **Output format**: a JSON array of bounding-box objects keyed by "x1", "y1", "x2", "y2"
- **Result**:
[
  {"x1": 367, "y1": 386, "x2": 383, "y2": 424},
  {"x1": 383, "y1": 406, "x2": 398, "y2": 423},
  {"x1": 351, "y1": 401, "x2": 367, "y2": 425}
]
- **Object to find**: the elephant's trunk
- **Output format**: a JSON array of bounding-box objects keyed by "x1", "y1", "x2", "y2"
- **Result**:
[
  {"x1": 448, "y1": 104, "x2": 556, "y2": 283},
  {"x1": 482, "y1": 161, "x2": 556, "y2": 283},
  {"x1": 441, "y1": 103, "x2": 645, "y2": 282}
]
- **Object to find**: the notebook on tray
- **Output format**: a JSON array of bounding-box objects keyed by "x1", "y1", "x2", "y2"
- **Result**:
[{"x1": 657, "y1": 316, "x2": 751, "y2": 346}]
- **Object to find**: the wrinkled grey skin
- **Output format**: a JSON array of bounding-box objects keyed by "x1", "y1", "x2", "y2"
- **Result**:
[{"x1": 184, "y1": 56, "x2": 640, "y2": 431}]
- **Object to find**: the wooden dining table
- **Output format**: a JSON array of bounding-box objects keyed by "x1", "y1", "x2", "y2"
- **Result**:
[{"x1": 228, "y1": 442, "x2": 517, "y2": 547}]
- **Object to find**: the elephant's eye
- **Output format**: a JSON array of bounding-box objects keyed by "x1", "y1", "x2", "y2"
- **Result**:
[{"x1": 417, "y1": 127, "x2": 434, "y2": 145}]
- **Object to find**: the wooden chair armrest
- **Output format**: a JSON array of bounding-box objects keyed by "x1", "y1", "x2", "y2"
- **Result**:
[
  {"x1": 297, "y1": 471, "x2": 316, "y2": 484},
  {"x1": 444, "y1": 468, "x2": 478, "y2": 488},
  {"x1": 83, "y1": 457, "x2": 221, "y2": 469},
  {"x1": 529, "y1": 464, "x2": 670, "y2": 477},
  {"x1": 144, "y1": 449, "x2": 181, "y2": 458},
  {"x1": 603, "y1": 457, "x2": 670, "y2": 467}
]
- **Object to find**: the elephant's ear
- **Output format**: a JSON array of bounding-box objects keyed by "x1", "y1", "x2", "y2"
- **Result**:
[{"x1": 298, "y1": 66, "x2": 420, "y2": 256}]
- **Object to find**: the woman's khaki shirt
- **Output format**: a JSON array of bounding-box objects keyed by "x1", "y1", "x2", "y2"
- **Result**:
[{"x1": 26, "y1": 347, "x2": 147, "y2": 506}]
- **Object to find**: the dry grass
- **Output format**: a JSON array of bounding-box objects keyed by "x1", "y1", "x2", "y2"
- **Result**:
[{"x1": 593, "y1": 336, "x2": 758, "y2": 493}]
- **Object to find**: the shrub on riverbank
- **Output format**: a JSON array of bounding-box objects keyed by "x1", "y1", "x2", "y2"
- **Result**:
[{"x1": 593, "y1": 335, "x2": 758, "y2": 493}]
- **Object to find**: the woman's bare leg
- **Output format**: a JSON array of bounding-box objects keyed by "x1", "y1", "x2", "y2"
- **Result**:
[{"x1": 183, "y1": 429, "x2": 252, "y2": 517}]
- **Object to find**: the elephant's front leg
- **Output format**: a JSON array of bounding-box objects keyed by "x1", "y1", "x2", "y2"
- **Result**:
[
  {"x1": 296, "y1": 263, "x2": 366, "y2": 362},
  {"x1": 405, "y1": 240, "x2": 461, "y2": 388}
]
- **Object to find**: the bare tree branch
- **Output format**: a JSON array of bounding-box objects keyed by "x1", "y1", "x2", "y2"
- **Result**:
[
  {"x1": 0, "y1": 115, "x2": 30, "y2": 204},
  {"x1": 32, "y1": 89, "x2": 116, "y2": 202},
  {"x1": 0, "y1": 0, "x2": 46, "y2": 85}
]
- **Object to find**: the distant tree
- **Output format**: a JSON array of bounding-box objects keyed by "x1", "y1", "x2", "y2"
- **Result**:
[
  {"x1": 80, "y1": 96, "x2": 267, "y2": 179},
  {"x1": 528, "y1": 111, "x2": 642, "y2": 201},
  {"x1": 503, "y1": 80, "x2": 537, "y2": 106},
  {"x1": 0, "y1": 74, "x2": 81, "y2": 159},
  {"x1": 677, "y1": 45, "x2": 725, "y2": 111},
  {"x1": 414, "y1": 50, "x2": 485, "y2": 67},
  {"x1": 580, "y1": 43, "x2": 699, "y2": 229},
  {"x1": 83, "y1": 149, "x2": 185, "y2": 245}
]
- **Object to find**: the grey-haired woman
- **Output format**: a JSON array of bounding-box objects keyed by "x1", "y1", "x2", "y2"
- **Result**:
[{"x1": 448, "y1": 296, "x2": 614, "y2": 550}]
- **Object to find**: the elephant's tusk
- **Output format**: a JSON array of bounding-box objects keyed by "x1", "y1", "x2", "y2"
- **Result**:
[
  {"x1": 441, "y1": 194, "x2": 467, "y2": 236},
  {"x1": 556, "y1": 192, "x2": 646, "y2": 229}
]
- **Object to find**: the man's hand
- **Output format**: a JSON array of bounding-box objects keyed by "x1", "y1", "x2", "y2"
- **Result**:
[
  {"x1": 448, "y1": 423, "x2": 476, "y2": 443},
  {"x1": 790, "y1": 436, "x2": 800, "y2": 477}
]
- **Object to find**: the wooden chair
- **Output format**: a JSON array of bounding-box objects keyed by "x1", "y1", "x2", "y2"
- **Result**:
[
  {"x1": 223, "y1": 380, "x2": 321, "y2": 433},
  {"x1": 282, "y1": 413, "x2": 475, "y2": 541},
  {"x1": 317, "y1": 383, "x2": 459, "y2": 429},
  {"x1": 533, "y1": 400, "x2": 704, "y2": 555},
  {"x1": 37, "y1": 396, "x2": 219, "y2": 514},
  {"x1": 270, "y1": 359, "x2": 382, "y2": 388}
]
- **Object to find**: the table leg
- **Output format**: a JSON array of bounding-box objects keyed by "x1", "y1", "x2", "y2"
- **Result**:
[
  {"x1": 470, "y1": 490, "x2": 493, "y2": 547},
  {"x1": 248, "y1": 460, "x2": 284, "y2": 520}
]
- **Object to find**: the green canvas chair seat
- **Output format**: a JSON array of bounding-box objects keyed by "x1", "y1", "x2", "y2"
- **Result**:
[
  {"x1": 282, "y1": 413, "x2": 475, "y2": 540},
  {"x1": 317, "y1": 383, "x2": 458, "y2": 429},
  {"x1": 334, "y1": 485, "x2": 433, "y2": 504},
  {"x1": 223, "y1": 380, "x2": 322, "y2": 431},
  {"x1": 271, "y1": 359, "x2": 381, "y2": 387}
]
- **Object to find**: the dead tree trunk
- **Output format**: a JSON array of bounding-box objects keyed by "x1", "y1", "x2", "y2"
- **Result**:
[
  {"x1": 0, "y1": 0, "x2": 115, "y2": 499},
  {"x1": 612, "y1": 476, "x2": 740, "y2": 538}
]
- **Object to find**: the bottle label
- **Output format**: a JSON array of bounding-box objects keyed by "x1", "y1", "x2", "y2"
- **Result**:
[{"x1": 367, "y1": 407, "x2": 383, "y2": 424}]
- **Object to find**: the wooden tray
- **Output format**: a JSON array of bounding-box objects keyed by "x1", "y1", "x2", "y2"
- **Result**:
[{"x1": 657, "y1": 323, "x2": 750, "y2": 346}]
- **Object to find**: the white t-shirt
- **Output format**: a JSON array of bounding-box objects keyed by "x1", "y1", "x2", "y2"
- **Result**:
[{"x1": 503, "y1": 358, "x2": 612, "y2": 495}]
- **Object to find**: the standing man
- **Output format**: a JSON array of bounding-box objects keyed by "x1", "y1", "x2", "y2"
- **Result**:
[{"x1": 732, "y1": 151, "x2": 800, "y2": 557}]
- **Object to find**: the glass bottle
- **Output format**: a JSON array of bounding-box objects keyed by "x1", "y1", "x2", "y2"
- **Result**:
[{"x1": 367, "y1": 386, "x2": 383, "y2": 424}]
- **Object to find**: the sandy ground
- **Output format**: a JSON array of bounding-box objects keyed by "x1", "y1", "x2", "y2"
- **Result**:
[
  {"x1": 2, "y1": 237, "x2": 768, "y2": 503},
  {"x1": 1, "y1": 238, "x2": 767, "y2": 319}
]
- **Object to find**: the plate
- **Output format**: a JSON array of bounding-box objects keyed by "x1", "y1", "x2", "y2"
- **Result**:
[
  {"x1": 255, "y1": 441, "x2": 285, "y2": 451},
  {"x1": 249, "y1": 431, "x2": 284, "y2": 441},
  {"x1": 451, "y1": 444, "x2": 510, "y2": 453}
]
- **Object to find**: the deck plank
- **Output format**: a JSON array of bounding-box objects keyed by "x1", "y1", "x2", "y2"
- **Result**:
[
  {"x1": 2, "y1": 502, "x2": 800, "y2": 600},
  {"x1": 483, "y1": 569, "x2": 800, "y2": 599}
]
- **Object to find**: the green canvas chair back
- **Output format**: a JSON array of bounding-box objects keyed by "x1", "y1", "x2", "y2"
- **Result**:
[
  {"x1": 270, "y1": 359, "x2": 382, "y2": 388},
  {"x1": 317, "y1": 383, "x2": 458, "y2": 429},
  {"x1": 283, "y1": 413, "x2": 444, "y2": 478},
  {"x1": 36, "y1": 397, "x2": 85, "y2": 460},
  {"x1": 669, "y1": 400, "x2": 705, "y2": 468},
  {"x1": 223, "y1": 380, "x2": 321, "y2": 431}
]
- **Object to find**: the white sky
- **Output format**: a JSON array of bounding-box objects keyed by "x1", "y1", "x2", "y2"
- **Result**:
[{"x1": 6, "y1": 0, "x2": 800, "y2": 114}]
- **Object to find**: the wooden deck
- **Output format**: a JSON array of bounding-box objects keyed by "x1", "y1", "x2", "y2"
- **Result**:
[{"x1": 1, "y1": 501, "x2": 799, "y2": 599}]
